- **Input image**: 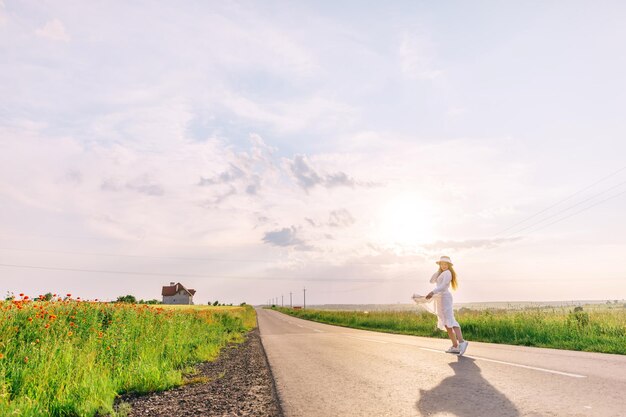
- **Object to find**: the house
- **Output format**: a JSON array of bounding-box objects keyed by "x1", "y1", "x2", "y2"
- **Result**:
[{"x1": 161, "y1": 282, "x2": 196, "y2": 305}]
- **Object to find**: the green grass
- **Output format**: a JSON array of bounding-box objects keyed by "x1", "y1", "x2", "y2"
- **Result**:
[
  {"x1": 0, "y1": 297, "x2": 256, "y2": 416},
  {"x1": 274, "y1": 306, "x2": 626, "y2": 355}
]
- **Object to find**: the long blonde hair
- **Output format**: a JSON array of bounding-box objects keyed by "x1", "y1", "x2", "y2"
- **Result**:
[{"x1": 438, "y1": 264, "x2": 458, "y2": 290}]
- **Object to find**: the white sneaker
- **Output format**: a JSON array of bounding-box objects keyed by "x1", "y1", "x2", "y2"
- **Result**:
[
  {"x1": 445, "y1": 345, "x2": 460, "y2": 354},
  {"x1": 458, "y1": 340, "x2": 469, "y2": 356}
]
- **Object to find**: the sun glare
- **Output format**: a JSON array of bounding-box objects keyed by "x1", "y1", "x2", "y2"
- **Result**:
[{"x1": 377, "y1": 195, "x2": 433, "y2": 246}]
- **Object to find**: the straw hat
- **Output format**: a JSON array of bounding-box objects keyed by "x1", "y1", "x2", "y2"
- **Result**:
[{"x1": 436, "y1": 256, "x2": 453, "y2": 266}]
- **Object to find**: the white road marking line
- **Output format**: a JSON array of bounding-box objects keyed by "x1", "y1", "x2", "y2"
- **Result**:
[
  {"x1": 312, "y1": 329, "x2": 323, "y2": 333},
  {"x1": 463, "y1": 354, "x2": 587, "y2": 378},
  {"x1": 296, "y1": 324, "x2": 305, "y2": 328},
  {"x1": 374, "y1": 343, "x2": 589, "y2": 380},
  {"x1": 419, "y1": 347, "x2": 448, "y2": 354},
  {"x1": 416, "y1": 347, "x2": 586, "y2": 378},
  {"x1": 345, "y1": 335, "x2": 389, "y2": 344}
]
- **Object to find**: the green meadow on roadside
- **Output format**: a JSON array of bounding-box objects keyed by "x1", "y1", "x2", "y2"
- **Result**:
[
  {"x1": 274, "y1": 305, "x2": 626, "y2": 355},
  {"x1": 0, "y1": 297, "x2": 256, "y2": 417}
]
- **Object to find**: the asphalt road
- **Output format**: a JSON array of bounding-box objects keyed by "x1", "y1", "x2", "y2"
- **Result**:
[{"x1": 257, "y1": 308, "x2": 626, "y2": 417}]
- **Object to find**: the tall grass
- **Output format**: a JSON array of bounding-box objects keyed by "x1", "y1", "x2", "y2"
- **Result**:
[
  {"x1": 0, "y1": 295, "x2": 256, "y2": 416},
  {"x1": 275, "y1": 306, "x2": 626, "y2": 354}
]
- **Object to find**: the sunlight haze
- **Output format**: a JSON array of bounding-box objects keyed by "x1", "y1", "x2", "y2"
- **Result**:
[{"x1": 1, "y1": 1, "x2": 625, "y2": 305}]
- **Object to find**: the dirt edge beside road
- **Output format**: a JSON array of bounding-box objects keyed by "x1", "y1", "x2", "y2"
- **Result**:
[{"x1": 118, "y1": 327, "x2": 283, "y2": 416}]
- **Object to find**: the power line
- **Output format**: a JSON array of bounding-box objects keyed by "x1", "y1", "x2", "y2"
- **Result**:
[
  {"x1": 0, "y1": 247, "x2": 274, "y2": 264},
  {"x1": 494, "y1": 165, "x2": 626, "y2": 236},
  {"x1": 502, "y1": 180, "x2": 626, "y2": 238},
  {"x1": 0, "y1": 262, "x2": 410, "y2": 282},
  {"x1": 0, "y1": 246, "x2": 419, "y2": 266},
  {"x1": 520, "y1": 188, "x2": 626, "y2": 235}
]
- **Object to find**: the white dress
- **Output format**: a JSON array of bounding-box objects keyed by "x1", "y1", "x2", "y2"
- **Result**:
[{"x1": 423, "y1": 270, "x2": 460, "y2": 331}]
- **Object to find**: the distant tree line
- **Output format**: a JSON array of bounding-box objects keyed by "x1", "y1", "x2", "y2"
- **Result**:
[
  {"x1": 207, "y1": 301, "x2": 248, "y2": 307},
  {"x1": 5, "y1": 291, "x2": 248, "y2": 306}
]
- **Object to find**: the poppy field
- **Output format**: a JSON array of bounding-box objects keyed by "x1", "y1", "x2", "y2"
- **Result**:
[{"x1": 0, "y1": 295, "x2": 256, "y2": 416}]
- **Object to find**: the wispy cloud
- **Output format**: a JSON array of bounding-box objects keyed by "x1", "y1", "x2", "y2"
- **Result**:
[
  {"x1": 422, "y1": 237, "x2": 523, "y2": 252},
  {"x1": 288, "y1": 154, "x2": 367, "y2": 191},
  {"x1": 262, "y1": 226, "x2": 311, "y2": 250},
  {"x1": 398, "y1": 33, "x2": 441, "y2": 80},
  {"x1": 125, "y1": 176, "x2": 165, "y2": 197},
  {"x1": 0, "y1": 1, "x2": 7, "y2": 26},
  {"x1": 35, "y1": 18, "x2": 71, "y2": 42},
  {"x1": 328, "y1": 209, "x2": 355, "y2": 228}
]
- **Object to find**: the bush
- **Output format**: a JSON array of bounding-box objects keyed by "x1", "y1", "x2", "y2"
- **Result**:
[{"x1": 115, "y1": 295, "x2": 137, "y2": 304}]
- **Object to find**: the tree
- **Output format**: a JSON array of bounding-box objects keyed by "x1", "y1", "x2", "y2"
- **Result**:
[
  {"x1": 116, "y1": 295, "x2": 137, "y2": 303},
  {"x1": 43, "y1": 292, "x2": 53, "y2": 301},
  {"x1": 213, "y1": 300, "x2": 219, "y2": 306},
  {"x1": 138, "y1": 299, "x2": 161, "y2": 304}
]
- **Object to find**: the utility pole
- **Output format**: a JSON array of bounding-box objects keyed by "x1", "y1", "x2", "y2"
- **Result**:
[
  {"x1": 290, "y1": 292, "x2": 292, "y2": 308},
  {"x1": 303, "y1": 287, "x2": 306, "y2": 310},
  {"x1": 281, "y1": 295, "x2": 284, "y2": 307}
]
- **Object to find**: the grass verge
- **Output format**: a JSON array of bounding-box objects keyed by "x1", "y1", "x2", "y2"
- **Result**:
[{"x1": 273, "y1": 306, "x2": 626, "y2": 355}]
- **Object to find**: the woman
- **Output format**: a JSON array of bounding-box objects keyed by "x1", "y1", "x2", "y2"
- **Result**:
[{"x1": 425, "y1": 256, "x2": 468, "y2": 355}]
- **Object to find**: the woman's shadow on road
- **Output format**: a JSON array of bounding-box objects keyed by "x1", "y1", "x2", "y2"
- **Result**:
[{"x1": 416, "y1": 356, "x2": 520, "y2": 417}]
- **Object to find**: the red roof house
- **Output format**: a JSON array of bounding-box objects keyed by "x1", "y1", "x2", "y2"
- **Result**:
[{"x1": 161, "y1": 282, "x2": 196, "y2": 305}]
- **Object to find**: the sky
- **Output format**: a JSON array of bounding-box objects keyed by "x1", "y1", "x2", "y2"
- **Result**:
[{"x1": 1, "y1": 1, "x2": 625, "y2": 305}]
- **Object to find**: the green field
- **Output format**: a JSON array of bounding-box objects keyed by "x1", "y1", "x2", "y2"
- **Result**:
[
  {"x1": 274, "y1": 305, "x2": 626, "y2": 355},
  {"x1": 0, "y1": 297, "x2": 256, "y2": 416}
]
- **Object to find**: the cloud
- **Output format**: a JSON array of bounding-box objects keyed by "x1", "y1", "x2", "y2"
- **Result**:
[
  {"x1": 422, "y1": 237, "x2": 522, "y2": 252},
  {"x1": 199, "y1": 163, "x2": 246, "y2": 186},
  {"x1": 288, "y1": 154, "x2": 362, "y2": 191},
  {"x1": 101, "y1": 176, "x2": 165, "y2": 197},
  {"x1": 0, "y1": 1, "x2": 6, "y2": 26},
  {"x1": 196, "y1": 134, "x2": 277, "y2": 199},
  {"x1": 262, "y1": 226, "x2": 311, "y2": 250},
  {"x1": 328, "y1": 209, "x2": 355, "y2": 228},
  {"x1": 35, "y1": 18, "x2": 71, "y2": 42},
  {"x1": 289, "y1": 155, "x2": 323, "y2": 189},
  {"x1": 126, "y1": 177, "x2": 165, "y2": 197},
  {"x1": 245, "y1": 175, "x2": 261, "y2": 195},
  {"x1": 64, "y1": 170, "x2": 83, "y2": 185},
  {"x1": 200, "y1": 185, "x2": 237, "y2": 206},
  {"x1": 325, "y1": 172, "x2": 355, "y2": 188},
  {"x1": 398, "y1": 33, "x2": 441, "y2": 80}
]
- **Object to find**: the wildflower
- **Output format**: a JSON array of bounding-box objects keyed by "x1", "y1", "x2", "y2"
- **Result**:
[
  {"x1": 24, "y1": 356, "x2": 28, "y2": 363},
  {"x1": 44, "y1": 324, "x2": 50, "y2": 329},
  {"x1": 0, "y1": 353, "x2": 4, "y2": 359},
  {"x1": 66, "y1": 294, "x2": 72, "y2": 297},
  {"x1": 19, "y1": 293, "x2": 24, "y2": 297},
  {"x1": 68, "y1": 331, "x2": 73, "y2": 336},
  {"x1": 28, "y1": 317, "x2": 33, "y2": 322},
  {"x1": 23, "y1": 296, "x2": 29, "y2": 300}
]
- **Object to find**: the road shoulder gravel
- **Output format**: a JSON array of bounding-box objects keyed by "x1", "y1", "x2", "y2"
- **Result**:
[{"x1": 116, "y1": 328, "x2": 282, "y2": 417}]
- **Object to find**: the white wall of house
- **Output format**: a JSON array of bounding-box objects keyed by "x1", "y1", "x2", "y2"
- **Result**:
[{"x1": 162, "y1": 290, "x2": 194, "y2": 305}]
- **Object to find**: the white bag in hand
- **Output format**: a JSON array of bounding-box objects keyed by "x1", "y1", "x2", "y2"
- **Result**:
[{"x1": 411, "y1": 293, "x2": 429, "y2": 304}]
